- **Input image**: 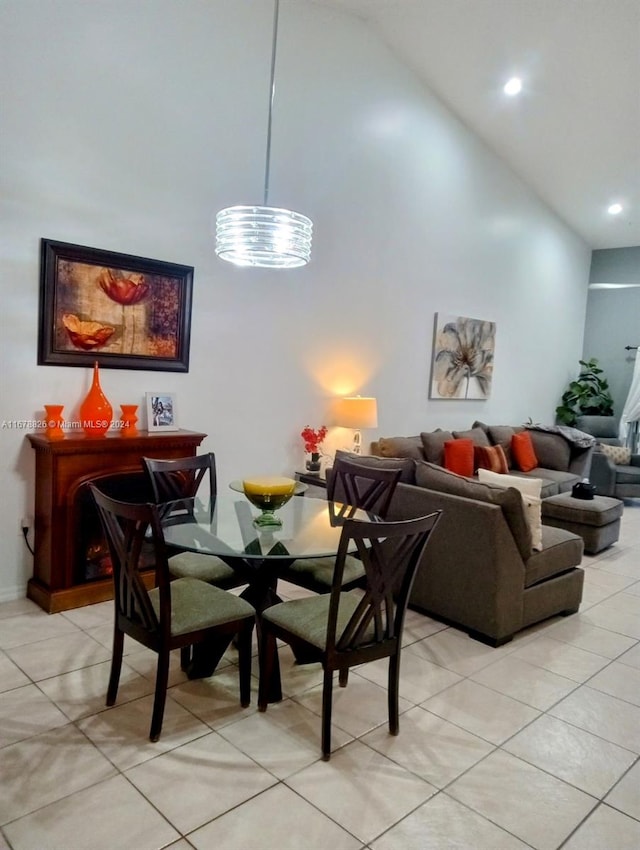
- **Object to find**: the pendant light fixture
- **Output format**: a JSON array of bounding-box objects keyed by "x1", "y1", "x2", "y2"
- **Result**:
[{"x1": 215, "y1": 0, "x2": 313, "y2": 268}]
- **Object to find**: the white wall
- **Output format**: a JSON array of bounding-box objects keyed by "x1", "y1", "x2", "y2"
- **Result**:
[
  {"x1": 590, "y1": 247, "x2": 640, "y2": 285},
  {"x1": 0, "y1": 0, "x2": 591, "y2": 601},
  {"x1": 583, "y1": 288, "x2": 640, "y2": 419},
  {"x1": 584, "y1": 247, "x2": 640, "y2": 418}
]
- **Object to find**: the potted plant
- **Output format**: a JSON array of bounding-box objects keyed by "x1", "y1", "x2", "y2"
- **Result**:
[
  {"x1": 301, "y1": 425, "x2": 328, "y2": 474},
  {"x1": 555, "y1": 357, "x2": 614, "y2": 426}
]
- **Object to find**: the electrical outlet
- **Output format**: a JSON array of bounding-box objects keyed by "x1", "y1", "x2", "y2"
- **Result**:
[{"x1": 21, "y1": 516, "x2": 33, "y2": 531}]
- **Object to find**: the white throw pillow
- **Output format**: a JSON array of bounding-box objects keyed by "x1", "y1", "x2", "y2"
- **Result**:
[{"x1": 477, "y1": 469, "x2": 543, "y2": 551}]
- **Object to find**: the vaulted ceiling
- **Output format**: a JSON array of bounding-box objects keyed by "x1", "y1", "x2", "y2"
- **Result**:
[{"x1": 316, "y1": 0, "x2": 640, "y2": 249}]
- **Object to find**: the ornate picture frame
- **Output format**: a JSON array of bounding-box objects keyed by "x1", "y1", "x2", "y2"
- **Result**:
[{"x1": 38, "y1": 239, "x2": 194, "y2": 372}]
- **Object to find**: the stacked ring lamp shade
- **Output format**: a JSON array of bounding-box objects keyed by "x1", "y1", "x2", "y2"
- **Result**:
[{"x1": 215, "y1": 0, "x2": 312, "y2": 269}]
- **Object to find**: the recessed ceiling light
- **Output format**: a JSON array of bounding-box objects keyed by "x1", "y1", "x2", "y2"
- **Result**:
[
  {"x1": 608, "y1": 203, "x2": 623, "y2": 215},
  {"x1": 503, "y1": 77, "x2": 522, "y2": 96}
]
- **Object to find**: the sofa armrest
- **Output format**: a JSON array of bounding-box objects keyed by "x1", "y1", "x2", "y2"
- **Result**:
[
  {"x1": 388, "y1": 483, "x2": 526, "y2": 641},
  {"x1": 589, "y1": 451, "x2": 617, "y2": 496},
  {"x1": 631, "y1": 454, "x2": 640, "y2": 468},
  {"x1": 568, "y1": 445, "x2": 594, "y2": 478}
]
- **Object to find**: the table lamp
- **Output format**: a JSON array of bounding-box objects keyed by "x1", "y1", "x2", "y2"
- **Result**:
[{"x1": 335, "y1": 396, "x2": 378, "y2": 454}]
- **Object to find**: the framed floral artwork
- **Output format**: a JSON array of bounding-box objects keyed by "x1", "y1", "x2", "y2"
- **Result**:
[
  {"x1": 146, "y1": 392, "x2": 179, "y2": 431},
  {"x1": 38, "y1": 239, "x2": 193, "y2": 372},
  {"x1": 429, "y1": 312, "x2": 496, "y2": 399}
]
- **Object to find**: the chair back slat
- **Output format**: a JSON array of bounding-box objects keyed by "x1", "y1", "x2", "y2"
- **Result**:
[
  {"x1": 90, "y1": 485, "x2": 169, "y2": 635},
  {"x1": 327, "y1": 457, "x2": 401, "y2": 518},
  {"x1": 328, "y1": 513, "x2": 441, "y2": 656},
  {"x1": 142, "y1": 453, "x2": 217, "y2": 504}
]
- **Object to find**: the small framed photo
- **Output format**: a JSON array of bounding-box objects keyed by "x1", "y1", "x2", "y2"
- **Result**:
[{"x1": 146, "y1": 392, "x2": 179, "y2": 431}]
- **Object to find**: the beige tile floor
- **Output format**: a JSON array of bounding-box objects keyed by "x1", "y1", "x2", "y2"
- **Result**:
[{"x1": 1, "y1": 503, "x2": 640, "y2": 849}]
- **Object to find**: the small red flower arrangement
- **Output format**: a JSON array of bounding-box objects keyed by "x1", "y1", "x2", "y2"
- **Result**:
[{"x1": 301, "y1": 425, "x2": 327, "y2": 454}]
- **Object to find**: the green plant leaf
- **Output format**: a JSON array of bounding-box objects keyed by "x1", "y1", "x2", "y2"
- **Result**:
[{"x1": 556, "y1": 357, "x2": 614, "y2": 425}]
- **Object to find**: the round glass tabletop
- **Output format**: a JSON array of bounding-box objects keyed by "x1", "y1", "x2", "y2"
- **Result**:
[{"x1": 162, "y1": 493, "x2": 367, "y2": 561}]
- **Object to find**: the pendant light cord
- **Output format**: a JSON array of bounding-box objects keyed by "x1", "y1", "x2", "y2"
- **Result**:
[{"x1": 263, "y1": 0, "x2": 280, "y2": 206}]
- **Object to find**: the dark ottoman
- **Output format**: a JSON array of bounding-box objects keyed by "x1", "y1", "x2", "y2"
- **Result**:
[{"x1": 541, "y1": 494, "x2": 623, "y2": 555}]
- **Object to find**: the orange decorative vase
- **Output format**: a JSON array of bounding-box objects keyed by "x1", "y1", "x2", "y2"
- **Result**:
[
  {"x1": 80, "y1": 362, "x2": 113, "y2": 438},
  {"x1": 44, "y1": 405, "x2": 65, "y2": 440},
  {"x1": 119, "y1": 404, "x2": 139, "y2": 437}
]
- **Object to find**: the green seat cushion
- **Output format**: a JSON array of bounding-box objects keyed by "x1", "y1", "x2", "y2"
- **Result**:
[
  {"x1": 149, "y1": 577, "x2": 254, "y2": 636},
  {"x1": 263, "y1": 592, "x2": 372, "y2": 649},
  {"x1": 284, "y1": 554, "x2": 365, "y2": 589},
  {"x1": 168, "y1": 551, "x2": 238, "y2": 584}
]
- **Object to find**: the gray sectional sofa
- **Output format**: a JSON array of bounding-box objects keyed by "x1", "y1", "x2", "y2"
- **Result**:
[
  {"x1": 388, "y1": 464, "x2": 583, "y2": 645},
  {"x1": 337, "y1": 423, "x2": 594, "y2": 645},
  {"x1": 372, "y1": 422, "x2": 594, "y2": 498}
]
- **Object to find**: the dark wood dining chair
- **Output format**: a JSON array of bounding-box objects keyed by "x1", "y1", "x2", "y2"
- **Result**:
[
  {"x1": 258, "y1": 510, "x2": 441, "y2": 759},
  {"x1": 142, "y1": 453, "x2": 248, "y2": 669},
  {"x1": 141, "y1": 453, "x2": 244, "y2": 590},
  {"x1": 279, "y1": 456, "x2": 403, "y2": 594},
  {"x1": 90, "y1": 484, "x2": 255, "y2": 742}
]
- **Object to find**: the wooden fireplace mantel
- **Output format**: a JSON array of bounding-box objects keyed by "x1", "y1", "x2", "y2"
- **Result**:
[{"x1": 27, "y1": 429, "x2": 207, "y2": 613}]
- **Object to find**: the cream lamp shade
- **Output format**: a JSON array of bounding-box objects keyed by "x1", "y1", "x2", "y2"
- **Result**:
[{"x1": 335, "y1": 396, "x2": 378, "y2": 454}]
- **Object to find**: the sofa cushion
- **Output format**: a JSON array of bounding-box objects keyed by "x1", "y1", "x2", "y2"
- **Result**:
[
  {"x1": 475, "y1": 444, "x2": 509, "y2": 473},
  {"x1": 333, "y1": 450, "x2": 416, "y2": 484},
  {"x1": 420, "y1": 430, "x2": 454, "y2": 464},
  {"x1": 524, "y1": 526, "x2": 584, "y2": 587},
  {"x1": 375, "y1": 435, "x2": 425, "y2": 461},
  {"x1": 415, "y1": 461, "x2": 533, "y2": 559},
  {"x1": 599, "y1": 443, "x2": 632, "y2": 465},
  {"x1": 476, "y1": 468, "x2": 542, "y2": 498},
  {"x1": 487, "y1": 424, "x2": 518, "y2": 447},
  {"x1": 443, "y1": 439, "x2": 474, "y2": 477},
  {"x1": 484, "y1": 424, "x2": 524, "y2": 467},
  {"x1": 452, "y1": 426, "x2": 491, "y2": 447},
  {"x1": 518, "y1": 468, "x2": 578, "y2": 497},
  {"x1": 512, "y1": 431, "x2": 539, "y2": 473},
  {"x1": 477, "y1": 468, "x2": 543, "y2": 551},
  {"x1": 527, "y1": 429, "x2": 571, "y2": 471},
  {"x1": 614, "y1": 463, "x2": 640, "y2": 485}
]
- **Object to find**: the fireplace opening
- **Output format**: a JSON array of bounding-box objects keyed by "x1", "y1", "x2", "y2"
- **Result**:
[{"x1": 74, "y1": 471, "x2": 155, "y2": 585}]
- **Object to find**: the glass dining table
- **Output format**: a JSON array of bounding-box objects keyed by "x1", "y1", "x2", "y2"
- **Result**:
[{"x1": 161, "y1": 491, "x2": 372, "y2": 702}]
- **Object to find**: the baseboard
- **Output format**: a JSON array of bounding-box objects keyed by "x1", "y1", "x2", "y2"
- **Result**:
[{"x1": 0, "y1": 584, "x2": 28, "y2": 604}]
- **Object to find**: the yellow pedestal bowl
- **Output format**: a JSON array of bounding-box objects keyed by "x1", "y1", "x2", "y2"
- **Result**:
[{"x1": 240, "y1": 477, "x2": 297, "y2": 527}]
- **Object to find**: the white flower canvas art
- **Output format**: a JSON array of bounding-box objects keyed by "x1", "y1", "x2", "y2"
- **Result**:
[{"x1": 429, "y1": 313, "x2": 496, "y2": 399}]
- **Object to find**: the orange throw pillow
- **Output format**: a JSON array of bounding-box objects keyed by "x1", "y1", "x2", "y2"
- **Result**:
[
  {"x1": 475, "y1": 444, "x2": 509, "y2": 474},
  {"x1": 443, "y1": 439, "x2": 474, "y2": 477},
  {"x1": 511, "y1": 431, "x2": 538, "y2": 472}
]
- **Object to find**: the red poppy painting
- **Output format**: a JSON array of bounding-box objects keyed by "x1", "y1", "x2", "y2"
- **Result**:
[{"x1": 38, "y1": 239, "x2": 193, "y2": 372}]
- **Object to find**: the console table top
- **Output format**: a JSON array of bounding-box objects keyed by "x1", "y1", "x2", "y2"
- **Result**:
[{"x1": 27, "y1": 429, "x2": 207, "y2": 454}]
